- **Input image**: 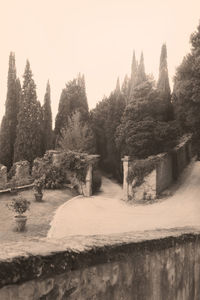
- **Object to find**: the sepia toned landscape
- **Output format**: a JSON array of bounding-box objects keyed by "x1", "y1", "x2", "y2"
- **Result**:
[{"x1": 0, "y1": 1, "x2": 200, "y2": 299}]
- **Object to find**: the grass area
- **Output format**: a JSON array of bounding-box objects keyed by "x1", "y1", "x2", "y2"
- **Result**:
[{"x1": 0, "y1": 188, "x2": 76, "y2": 243}]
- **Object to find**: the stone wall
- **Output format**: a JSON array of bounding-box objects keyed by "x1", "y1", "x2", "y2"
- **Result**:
[
  {"x1": 0, "y1": 228, "x2": 200, "y2": 299},
  {"x1": 131, "y1": 169, "x2": 157, "y2": 202},
  {"x1": 32, "y1": 151, "x2": 100, "y2": 197},
  {"x1": 156, "y1": 153, "x2": 173, "y2": 194},
  {"x1": 123, "y1": 134, "x2": 192, "y2": 203}
]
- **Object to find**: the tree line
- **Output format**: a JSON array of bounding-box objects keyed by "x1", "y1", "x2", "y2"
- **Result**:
[{"x1": 1, "y1": 22, "x2": 200, "y2": 180}]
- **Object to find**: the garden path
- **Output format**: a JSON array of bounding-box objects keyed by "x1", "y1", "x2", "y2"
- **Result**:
[{"x1": 48, "y1": 161, "x2": 200, "y2": 238}]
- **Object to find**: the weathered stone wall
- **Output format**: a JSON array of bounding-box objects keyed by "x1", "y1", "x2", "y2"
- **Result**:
[
  {"x1": 156, "y1": 153, "x2": 173, "y2": 194},
  {"x1": 129, "y1": 169, "x2": 157, "y2": 203},
  {"x1": 123, "y1": 134, "x2": 193, "y2": 203},
  {"x1": 32, "y1": 151, "x2": 100, "y2": 197},
  {"x1": 0, "y1": 228, "x2": 200, "y2": 299}
]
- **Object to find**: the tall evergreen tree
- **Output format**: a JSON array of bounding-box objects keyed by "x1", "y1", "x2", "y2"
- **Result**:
[
  {"x1": 14, "y1": 60, "x2": 43, "y2": 164},
  {"x1": 42, "y1": 80, "x2": 53, "y2": 152},
  {"x1": 129, "y1": 50, "x2": 138, "y2": 97},
  {"x1": 157, "y1": 44, "x2": 171, "y2": 102},
  {"x1": 91, "y1": 90, "x2": 126, "y2": 181},
  {"x1": 115, "y1": 77, "x2": 120, "y2": 94},
  {"x1": 0, "y1": 52, "x2": 20, "y2": 169},
  {"x1": 54, "y1": 74, "x2": 89, "y2": 143},
  {"x1": 136, "y1": 52, "x2": 146, "y2": 85},
  {"x1": 121, "y1": 74, "x2": 130, "y2": 104},
  {"x1": 115, "y1": 76, "x2": 179, "y2": 159}
]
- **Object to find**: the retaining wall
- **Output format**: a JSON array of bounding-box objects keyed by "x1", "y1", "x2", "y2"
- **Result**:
[
  {"x1": 122, "y1": 134, "x2": 193, "y2": 203},
  {"x1": 0, "y1": 228, "x2": 199, "y2": 299}
]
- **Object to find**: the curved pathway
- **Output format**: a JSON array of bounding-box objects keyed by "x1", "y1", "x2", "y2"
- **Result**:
[{"x1": 48, "y1": 162, "x2": 200, "y2": 238}]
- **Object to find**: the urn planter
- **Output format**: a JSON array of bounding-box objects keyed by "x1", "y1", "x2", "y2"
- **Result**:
[
  {"x1": 34, "y1": 193, "x2": 43, "y2": 202},
  {"x1": 15, "y1": 215, "x2": 27, "y2": 232}
]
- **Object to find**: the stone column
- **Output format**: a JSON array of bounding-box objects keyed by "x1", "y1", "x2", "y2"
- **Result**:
[
  {"x1": 83, "y1": 155, "x2": 100, "y2": 197},
  {"x1": 122, "y1": 156, "x2": 130, "y2": 201},
  {"x1": 84, "y1": 163, "x2": 93, "y2": 197}
]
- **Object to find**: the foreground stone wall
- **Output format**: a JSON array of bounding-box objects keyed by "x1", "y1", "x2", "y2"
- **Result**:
[
  {"x1": 0, "y1": 228, "x2": 200, "y2": 299},
  {"x1": 123, "y1": 134, "x2": 192, "y2": 203}
]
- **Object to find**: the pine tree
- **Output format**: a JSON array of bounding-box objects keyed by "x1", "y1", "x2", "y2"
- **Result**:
[
  {"x1": 157, "y1": 44, "x2": 171, "y2": 102},
  {"x1": 42, "y1": 80, "x2": 53, "y2": 152},
  {"x1": 14, "y1": 60, "x2": 43, "y2": 164},
  {"x1": 0, "y1": 52, "x2": 20, "y2": 169},
  {"x1": 54, "y1": 74, "x2": 89, "y2": 143}
]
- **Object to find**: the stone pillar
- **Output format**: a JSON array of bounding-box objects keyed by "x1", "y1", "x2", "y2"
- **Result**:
[
  {"x1": 122, "y1": 156, "x2": 130, "y2": 201},
  {"x1": 0, "y1": 165, "x2": 7, "y2": 189},
  {"x1": 84, "y1": 163, "x2": 93, "y2": 197},
  {"x1": 83, "y1": 155, "x2": 100, "y2": 197}
]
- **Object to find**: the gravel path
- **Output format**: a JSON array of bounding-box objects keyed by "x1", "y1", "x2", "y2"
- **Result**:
[{"x1": 48, "y1": 161, "x2": 200, "y2": 238}]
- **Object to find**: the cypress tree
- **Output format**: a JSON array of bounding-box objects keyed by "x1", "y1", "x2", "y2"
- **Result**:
[
  {"x1": 121, "y1": 74, "x2": 130, "y2": 104},
  {"x1": 136, "y1": 52, "x2": 146, "y2": 85},
  {"x1": 14, "y1": 60, "x2": 43, "y2": 164},
  {"x1": 0, "y1": 52, "x2": 20, "y2": 169},
  {"x1": 157, "y1": 44, "x2": 171, "y2": 102},
  {"x1": 42, "y1": 80, "x2": 53, "y2": 152},
  {"x1": 54, "y1": 74, "x2": 89, "y2": 142},
  {"x1": 115, "y1": 77, "x2": 121, "y2": 94},
  {"x1": 129, "y1": 50, "x2": 138, "y2": 97}
]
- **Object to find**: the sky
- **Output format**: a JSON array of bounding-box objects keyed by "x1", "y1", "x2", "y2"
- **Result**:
[{"x1": 0, "y1": 0, "x2": 200, "y2": 124}]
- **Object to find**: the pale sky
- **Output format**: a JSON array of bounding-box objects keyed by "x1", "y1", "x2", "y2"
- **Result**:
[{"x1": 0, "y1": 0, "x2": 200, "y2": 124}]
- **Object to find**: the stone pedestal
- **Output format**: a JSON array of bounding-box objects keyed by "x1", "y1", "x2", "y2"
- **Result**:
[
  {"x1": 122, "y1": 156, "x2": 130, "y2": 201},
  {"x1": 0, "y1": 165, "x2": 7, "y2": 189}
]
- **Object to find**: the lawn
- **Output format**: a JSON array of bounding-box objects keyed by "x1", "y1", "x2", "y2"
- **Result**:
[{"x1": 0, "y1": 188, "x2": 76, "y2": 243}]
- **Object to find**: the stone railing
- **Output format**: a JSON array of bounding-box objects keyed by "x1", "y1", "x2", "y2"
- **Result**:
[
  {"x1": 0, "y1": 227, "x2": 199, "y2": 299},
  {"x1": 122, "y1": 134, "x2": 193, "y2": 203}
]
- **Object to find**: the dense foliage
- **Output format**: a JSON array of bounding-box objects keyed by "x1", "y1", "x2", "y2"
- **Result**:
[
  {"x1": 115, "y1": 52, "x2": 179, "y2": 160},
  {"x1": 42, "y1": 80, "x2": 53, "y2": 152},
  {"x1": 14, "y1": 61, "x2": 43, "y2": 164},
  {"x1": 54, "y1": 74, "x2": 89, "y2": 144},
  {"x1": 58, "y1": 111, "x2": 96, "y2": 154},
  {"x1": 0, "y1": 53, "x2": 21, "y2": 169},
  {"x1": 91, "y1": 88, "x2": 126, "y2": 181},
  {"x1": 173, "y1": 23, "x2": 200, "y2": 152}
]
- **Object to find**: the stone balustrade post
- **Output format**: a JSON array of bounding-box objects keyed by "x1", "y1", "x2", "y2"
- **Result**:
[
  {"x1": 122, "y1": 156, "x2": 130, "y2": 201},
  {"x1": 84, "y1": 163, "x2": 93, "y2": 197}
]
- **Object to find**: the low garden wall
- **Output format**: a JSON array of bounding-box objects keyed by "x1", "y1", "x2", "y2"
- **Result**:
[
  {"x1": 0, "y1": 228, "x2": 199, "y2": 299},
  {"x1": 122, "y1": 134, "x2": 192, "y2": 203},
  {"x1": 0, "y1": 151, "x2": 100, "y2": 197},
  {"x1": 32, "y1": 150, "x2": 100, "y2": 197}
]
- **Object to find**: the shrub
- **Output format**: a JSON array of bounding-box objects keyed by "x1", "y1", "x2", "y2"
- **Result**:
[
  {"x1": 7, "y1": 194, "x2": 30, "y2": 216},
  {"x1": 44, "y1": 165, "x2": 66, "y2": 189},
  {"x1": 92, "y1": 170, "x2": 102, "y2": 194}
]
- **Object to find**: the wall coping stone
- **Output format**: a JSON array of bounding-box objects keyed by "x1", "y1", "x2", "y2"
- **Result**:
[{"x1": 0, "y1": 227, "x2": 200, "y2": 288}]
